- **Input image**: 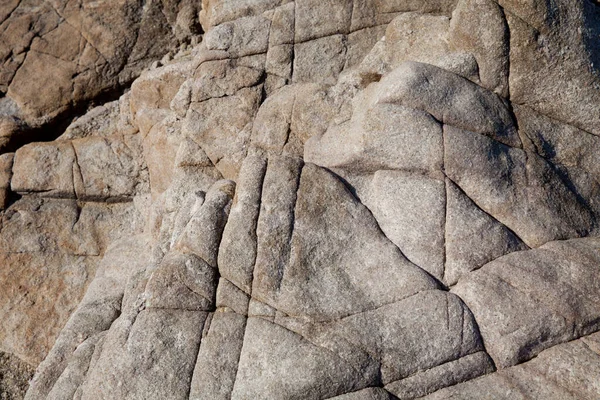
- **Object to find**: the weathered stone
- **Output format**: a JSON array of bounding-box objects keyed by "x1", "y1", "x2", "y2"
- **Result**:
[
  {"x1": 453, "y1": 238, "x2": 600, "y2": 368},
  {"x1": 11, "y1": 141, "x2": 76, "y2": 198},
  {"x1": 231, "y1": 317, "x2": 375, "y2": 400},
  {"x1": 330, "y1": 387, "x2": 394, "y2": 400},
  {"x1": 449, "y1": 0, "x2": 510, "y2": 96},
  {"x1": 445, "y1": 125, "x2": 593, "y2": 247},
  {"x1": 252, "y1": 155, "x2": 303, "y2": 301},
  {"x1": 293, "y1": 35, "x2": 347, "y2": 85},
  {"x1": 46, "y1": 333, "x2": 105, "y2": 400},
  {"x1": 190, "y1": 312, "x2": 247, "y2": 400},
  {"x1": 218, "y1": 150, "x2": 267, "y2": 293},
  {"x1": 445, "y1": 179, "x2": 528, "y2": 286},
  {"x1": 514, "y1": 104, "x2": 600, "y2": 221},
  {"x1": 305, "y1": 102, "x2": 443, "y2": 173},
  {"x1": 145, "y1": 252, "x2": 217, "y2": 311},
  {"x1": 0, "y1": 351, "x2": 34, "y2": 400},
  {"x1": 174, "y1": 179, "x2": 235, "y2": 267},
  {"x1": 367, "y1": 172, "x2": 446, "y2": 280},
  {"x1": 183, "y1": 86, "x2": 262, "y2": 179},
  {"x1": 385, "y1": 13, "x2": 451, "y2": 69},
  {"x1": 77, "y1": 309, "x2": 207, "y2": 400},
  {"x1": 72, "y1": 135, "x2": 147, "y2": 201},
  {"x1": 295, "y1": 0, "x2": 352, "y2": 42},
  {"x1": 215, "y1": 278, "x2": 250, "y2": 314},
  {"x1": 422, "y1": 332, "x2": 600, "y2": 400},
  {"x1": 24, "y1": 236, "x2": 151, "y2": 399},
  {"x1": 328, "y1": 291, "x2": 485, "y2": 384},
  {"x1": 1, "y1": 0, "x2": 201, "y2": 132},
  {"x1": 504, "y1": 0, "x2": 600, "y2": 136},
  {"x1": 254, "y1": 163, "x2": 439, "y2": 320},
  {"x1": 5, "y1": 1, "x2": 600, "y2": 399},
  {"x1": 345, "y1": 25, "x2": 387, "y2": 69},
  {"x1": 378, "y1": 62, "x2": 520, "y2": 148},
  {"x1": 385, "y1": 352, "x2": 495, "y2": 399}
]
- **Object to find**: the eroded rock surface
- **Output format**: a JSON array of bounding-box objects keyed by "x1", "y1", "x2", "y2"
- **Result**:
[{"x1": 0, "y1": 0, "x2": 599, "y2": 399}]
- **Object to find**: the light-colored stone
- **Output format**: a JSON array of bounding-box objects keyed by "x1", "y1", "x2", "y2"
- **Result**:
[
  {"x1": 445, "y1": 179, "x2": 528, "y2": 286},
  {"x1": 385, "y1": 352, "x2": 495, "y2": 399},
  {"x1": 330, "y1": 387, "x2": 394, "y2": 400},
  {"x1": 10, "y1": 2, "x2": 600, "y2": 399},
  {"x1": 218, "y1": 150, "x2": 267, "y2": 293},
  {"x1": 453, "y1": 238, "x2": 600, "y2": 368},
  {"x1": 445, "y1": 125, "x2": 593, "y2": 247},
  {"x1": 190, "y1": 312, "x2": 247, "y2": 400},
  {"x1": 305, "y1": 101, "x2": 443, "y2": 173},
  {"x1": 449, "y1": 0, "x2": 509, "y2": 96},
  {"x1": 422, "y1": 332, "x2": 600, "y2": 399},
  {"x1": 11, "y1": 141, "x2": 76, "y2": 198},
  {"x1": 293, "y1": 35, "x2": 348, "y2": 85},
  {"x1": 254, "y1": 163, "x2": 440, "y2": 320},
  {"x1": 378, "y1": 62, "x2": 520, "y2": 147},
  {"x1": 367, "y1": 172, "x2": 446, "y2": 280},
  {"x1": 231, "y1": 317, "x2": 375, "y2": 400},
  {"x1": 385, "y1": 13, "x2": 451, "y2": 68},
  {"x1": 328, "y1": 291, "x2": 485, "y2": 384}
]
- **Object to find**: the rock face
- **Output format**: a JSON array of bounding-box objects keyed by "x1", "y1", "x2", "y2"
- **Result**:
[
  {"x1": 0, "y1": 0, "x2": 599, "y2": 399},
  {"x1": 0, "y1": 0, "x2": 202, "y2": 150}
]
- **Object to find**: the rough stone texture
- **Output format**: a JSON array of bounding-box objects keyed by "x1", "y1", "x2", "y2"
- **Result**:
[
  {"x1": 422, "y1": 331, "x2": 600, "y2": 400},
  {"x1": 0, "y1": 0, "x2": 203, "y2": 141},
  {"x1": 0, "y1": 351, "x2": 34, "y2": 400},
  {"x1": 453, "y1": 238, "x2": 600, "y2": 369},
  {"x1": 0, "y1": 0, "x2": 598, "y2": 399}
]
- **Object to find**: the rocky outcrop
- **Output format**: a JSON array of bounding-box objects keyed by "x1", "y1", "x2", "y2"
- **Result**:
[
  {"x1": 0, "y1": 0, "x2": 599, "y2": 399},
  {"x1": 0, "y1": 0, "x2": 202, "y2": 150}
]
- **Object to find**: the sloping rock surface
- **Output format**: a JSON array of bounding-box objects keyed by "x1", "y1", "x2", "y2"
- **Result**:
[{"x1": 0, "y1": 0, "x2": 599, "y2": 399}]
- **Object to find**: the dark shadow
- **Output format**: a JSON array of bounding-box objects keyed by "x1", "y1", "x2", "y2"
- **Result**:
[{"x1": 2, "y1": 85, "x2": 129, "y2": 154}]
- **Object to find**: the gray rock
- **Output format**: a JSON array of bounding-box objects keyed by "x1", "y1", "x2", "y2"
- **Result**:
[
  {"x1": 445, "y1": 125, "x2": 593, "y2": 247},
  {"x1": 327, "y1": 290, "x2": 485, "y2": 384},
  {"x1": 384, "y1": 13, "x2": 451, "y2": 69},
  {"x1": 218, "y1": 150, "x2": 267, "y2": 293},
  {"x1": 9, "y1": 1, "x2": 600, "y2": 399},
  {"x1": 329, "y1": 388, "x2": 394, "y2": 400},
  {"x1": 449, "y1": 0, "x2": 509, "y2": 96},
  {"x1": 0, "y1": 152, "x2": 13, "y2": 209},
  {"x1": 453, "y1": 238, "x2": 600, "y2": 368},
  {"x1": 504, "y1": 0, "x2": 600, "y2": 136},
  {"x1": 367, "y1": 172, "x2": 446, "y2": 280},
  {"x1": 385, "y1": 351, "x2": 495, "y2": 399},
  {"x1": 255, "y1": 163, "x2": 439, "y2": 320},
  {"x1": 231, "y1": 317, "x2": 374, "y2": 400},
  {"x1": 293, "y1": 35, "x2": 348, "y2": 85},
  {"x1": 305, "y1": 102, "x2": 443, "y2": 174},
  {"x1": 189, "y1": 312, "x2": 247, "y2": 400},
  {"x1": 444, "y1": 179, "x2": 528, "y2": 286},
  {"x1": 422, "y1": 332, "x2": 600, "y2": 399},
  {"x1": 378, "y1": 62, "x2": 520, "y2": 147},
  {"x1": 77, "y1": 309, "x2": 207, "y2": 400}
]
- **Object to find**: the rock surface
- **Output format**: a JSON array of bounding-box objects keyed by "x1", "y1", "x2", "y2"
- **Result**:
[{"x1": 0, "y1": 0, "x2": 598, "y2": 399}]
